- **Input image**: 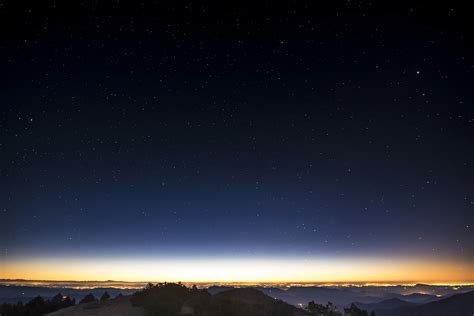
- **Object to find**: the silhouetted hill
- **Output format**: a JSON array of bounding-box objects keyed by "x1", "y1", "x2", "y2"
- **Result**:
[
  {"x1": 376, "y1": 290, "x2": 474, "y2": 316},
  {"x1": 211, "y1": 288, "x2": 310, "y2": 316},
  {"x1": 214, "y1": 288, "x2": 273, "y2": 303},
  {"x1": 354, "y1": 298, "x2": 417, "y2": 311},
  {"x1": 207, "y1": 286, "x2": 235, "y2": 295},
  {"x1": 47, "y1": 295, "x2": 147, "y2": 316},
  {"x1": 131, "y1": 283, "x2": 311, "y2": 316},
  {"x1": 400, "y1": 293, "x2": 438, "y2": 304}
]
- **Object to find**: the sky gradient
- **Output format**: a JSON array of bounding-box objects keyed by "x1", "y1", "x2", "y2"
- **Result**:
[{"x1": 1, "y1": 2, "x2": 473, "y2": 283}]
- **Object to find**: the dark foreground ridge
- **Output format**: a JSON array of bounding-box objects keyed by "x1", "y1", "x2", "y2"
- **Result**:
[{"x1": 130, "y1": 283, "x2": 313, "y2": 315}]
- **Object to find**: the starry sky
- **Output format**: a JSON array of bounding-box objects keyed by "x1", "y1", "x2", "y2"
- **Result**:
[{"x1": 1, "y1": 1, "x2": 473, "y2": 283}]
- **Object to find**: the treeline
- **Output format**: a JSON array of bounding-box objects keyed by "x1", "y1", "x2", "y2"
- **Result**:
[
  {"x1": 0, "y1": 293, "x2": 75, "y2": 316},
  {"x1": 307, "y1": 300, "x2": 375, "y2": 316},
  {"x1": 0, "y1": 291, "x2": 112, "y2": 316}
]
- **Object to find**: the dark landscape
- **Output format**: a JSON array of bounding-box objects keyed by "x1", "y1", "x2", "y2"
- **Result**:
[{"x1": 1, "y1": 281, "x2": 473, "y2": 315}]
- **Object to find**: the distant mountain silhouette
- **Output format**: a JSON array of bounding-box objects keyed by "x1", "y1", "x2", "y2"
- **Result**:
[
  {"x1": 210, "y1": 285, "x2": 372, "y2": 307},
  {"x1": 376, "y1": 290, "x2": 474, "y2": 316},
  {"x1": 399, "y1": 293, "x2": 439, "y2": 304},
  {"x1": 207, "y1": 286, "x2": 235, "y2": 294},
  {"x1": 354, "y1": 298, "x2": 417, "y2": 311},
  {"x1": 206, "y1": 285, "x2": 472, "y2": 309},
  {"x1": 213, "y1": 288, "x2": 310, "y2": 315},
  {"x1": 214, "y1": 288, "x2": 274, "y2": 303}
]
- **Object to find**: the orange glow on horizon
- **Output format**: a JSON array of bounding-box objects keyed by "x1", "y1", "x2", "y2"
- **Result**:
[{"x1": 1, "y1": 256, "x2": 473, "y2": 284}]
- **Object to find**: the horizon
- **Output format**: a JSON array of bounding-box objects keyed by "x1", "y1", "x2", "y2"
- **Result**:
[
  {"x1": 2, "y1": 279, "x2": 474, "y2": 286},
  {"x1": 2, "y1": 253, "x2": 473, "y2": 284}
]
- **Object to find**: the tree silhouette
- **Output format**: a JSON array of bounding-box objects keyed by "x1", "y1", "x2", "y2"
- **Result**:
[
  {"x1": 51, "y1": 293, "x2": 63, "y2": 304},
  {"x1": 0, "y1": 294, "x2": 74, "y2": 316},
  {"x1": 100, "y1": 291, "x2": 111, "y2": 301},
  {"x1": 344, "y1": 303, "x2": 369, "y2": 316},
  {"x1": 26, "y1": 295, "x2": 46, "y2": 312},
  {"x1": 80, "y1": 293, "x2": 97, "y2": 304},
  {"x1": 307, "y1": 300, "x2": 342, "y2": 315}
]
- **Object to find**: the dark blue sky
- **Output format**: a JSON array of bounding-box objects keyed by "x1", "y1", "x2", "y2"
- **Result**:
[{"x1": 1, "y1": 1, "x2": 473, "y2": 282}]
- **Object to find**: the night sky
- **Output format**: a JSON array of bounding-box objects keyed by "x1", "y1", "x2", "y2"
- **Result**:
[{"x1": 1, "y1": 1, "x2": 473, "y2": 282}]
